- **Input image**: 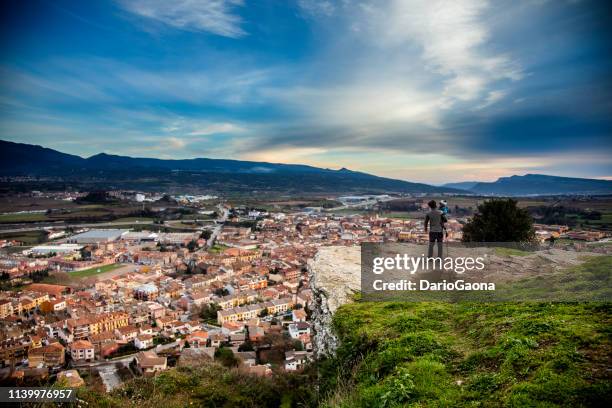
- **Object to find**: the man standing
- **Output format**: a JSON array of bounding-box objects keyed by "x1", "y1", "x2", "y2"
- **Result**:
[{"x1": 424, "y1": 200, "x2": 447, "y2": 258}]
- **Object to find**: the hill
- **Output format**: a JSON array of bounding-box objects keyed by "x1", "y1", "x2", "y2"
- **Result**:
[
  {"x1": 441, "y1": 181, "x2": 479, "y2": 191},
  {"x1": 319, "y1": 299, "x2": 610, "y2": 407},
  {"x1": 0, "y1": 140, "x2": 462, "y2": 195},
  {"x1": 469, "y1": 174, "x2": 612, "y2": 196}
]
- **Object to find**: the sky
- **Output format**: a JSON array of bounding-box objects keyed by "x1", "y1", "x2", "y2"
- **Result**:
[{"x1": 0, "y1": 0, "x2": 611, "y2": 184}]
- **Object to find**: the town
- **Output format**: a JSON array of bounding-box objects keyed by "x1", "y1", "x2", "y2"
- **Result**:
[{"x1": 0, "y1": 191, "x2": 609, "y2": 392}]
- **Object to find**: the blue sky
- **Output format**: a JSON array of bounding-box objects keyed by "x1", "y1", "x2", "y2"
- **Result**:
[{"x1": 0, "y1": 0, "x2": 611, "y2": 184}]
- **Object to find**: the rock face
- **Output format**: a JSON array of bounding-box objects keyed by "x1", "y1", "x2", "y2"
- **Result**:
[{"x1": 308, "y1": 246, "x2": 361, "y2": 357}]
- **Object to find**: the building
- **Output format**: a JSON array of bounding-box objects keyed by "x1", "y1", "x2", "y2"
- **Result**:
[
  {"x1": 67, "y1": 229, "x2": 128, "y2": 244},
  {"x1": 28, "y1": 343, "x2": 65, "y2": 368},
  {"x1": 288, "y1": 322, "x2": 311, "y2": 339},
  {"x1": 135, "y1": 350, "x2": 167, "y2": 375},
  {"x1": 70, "y1": 340, "x2": 95, "y2": 362},
  {"x1": 284, "y1": 350, "x2": 312, "y2": 371},
  {"x1": 185, "y1": 330, "x2": 209, "y2": 348},
  {"x1": 0, "y1": 299, "x2": 13, "y2": 318},
  {"x1": 133, "y1": 283, "x2": 159, "y2": 301},
  {"x1": 29, "y1": 244, "x2": 83, "y2": 256},
  {"x1": 135, "y1": 334, "x2": 154, "y2": 350}
]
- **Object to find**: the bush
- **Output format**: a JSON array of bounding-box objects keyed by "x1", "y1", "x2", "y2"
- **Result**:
[{"x1": 462, "y1": 198, "x2": 535, "y2": 243}]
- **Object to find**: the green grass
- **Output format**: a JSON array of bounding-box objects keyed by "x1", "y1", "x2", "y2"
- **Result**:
[
  {"x1": 320, "y1": 301, "x2": 611, "y2": 407},
  {"x1": 0, "y1": 230, "x2": 48, "y2": 244},
  {"x1": 76, "y1": 361, "x2": 316, "y2": 408},
  {"x1": 69, "y1": 263, "x2": 123, "y2": 278},
  {"x1": 494, "y1": 256, "x2": 612, "y2": 302},
  {"x1": 585, "y1": 213, "x2": 612, "y2": 225},
  {"x1": 0, "y1": 212, "x2": 48, "y2": 223},
  {"x1": 494, "y1": 247, "x2": 533, "y2": 257},
  {"x1": 209, "y1": 243, "x2": 230, "y2": 253}
]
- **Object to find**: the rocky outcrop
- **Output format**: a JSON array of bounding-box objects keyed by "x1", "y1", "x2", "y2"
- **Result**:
[{"x1": 308, "y1": 246, "x2": 361, "y2": 357}]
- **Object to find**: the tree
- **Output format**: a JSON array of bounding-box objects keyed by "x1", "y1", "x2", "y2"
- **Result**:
[
  {"x1": 462, "y1": 198, "x2": 535, "y2": 243},
  {"x1": 200, "y1": 230, "x2": 212, "y2": 240},
  {"x1": 187, "y1": 239, "x2": 198, "y2": 252},
  {"x1": 199, "y1": 303, "x2": 221, "y2": 323},
  {"x1": 214, "y1": 347, "x2": 239, "y2": 367},
  {"x1": 214, "y1": 288, "x2": 229, "y2": 297},
  {"x1": 238, "y1": 341, "x2": 254, "y2": 351}
]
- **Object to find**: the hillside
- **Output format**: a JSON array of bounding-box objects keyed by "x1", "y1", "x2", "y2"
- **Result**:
[
  {"x1": 0, "y1": 140, "x2": 461, "y2": 194},
  {"x1": 441, "y1": 181, "x2": 479, "y2": 191},
  {"x1": 469, "y1": 174, "x2": 612, "y2": 196},
  {"x1": 319, "y1": 300, "x2": 610, "y2": 407},
  {"x1": 310, "y1": 248, "x2": 612, "y2": 407}
]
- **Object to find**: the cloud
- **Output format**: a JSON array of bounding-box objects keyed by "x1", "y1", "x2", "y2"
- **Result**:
[
  {"x1": 236, "y1": 0, "x2": 528, "y2": 160},
  {"x1": 118, "y1": 0, "x2": 246, "y2": 38},
  {"x1": 297, "y1": 0, "x2": 337, "y2": 17},
  {"x1": 165, "y1": 136, "x2": 187, "y2": 149}
]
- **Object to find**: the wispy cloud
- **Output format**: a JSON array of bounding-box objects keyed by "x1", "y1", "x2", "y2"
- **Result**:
[
  {"x1": 117, "y1": 0, "x2": 246, "y2": 38},
  {"x1": 297, "y1": 0, "x2": 337, "y2": 17}
]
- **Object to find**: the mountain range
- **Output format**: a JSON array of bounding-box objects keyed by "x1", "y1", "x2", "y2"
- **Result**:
[
  {"x1": 454, "y1": 174, "x2": 612, "y2": 196},
  {"x1": 1, "y1": 140, "x2": 610, "y2": 196},
  {"x1": 0, "y1": 140, "x2": 460, "y2": 194}
]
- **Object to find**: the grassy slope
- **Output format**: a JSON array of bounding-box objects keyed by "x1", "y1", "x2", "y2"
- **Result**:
[
  {"x1": 322, "y1": 297, "x2": 611, "y2": 407},
  {"x1": 77, "y1": 362, "x2": 316, "y2": 408}
]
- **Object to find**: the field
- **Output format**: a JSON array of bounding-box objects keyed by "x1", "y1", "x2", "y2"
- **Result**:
[
  {"x1": 0, "y1": 212, "x2": 48, "y2": 223},
  {"x1": 69, "y1": 263, "x2": 123, "y2": 278},
  {"x1": 0, "y1": 230, "x2": 48, "y2": 245},
  {"x1": 0, "y1": 195, "x2": 153, "y2": 224}
]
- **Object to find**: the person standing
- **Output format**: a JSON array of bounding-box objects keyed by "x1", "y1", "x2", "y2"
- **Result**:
[{"x1": 424, "y1": 200, "x2": 447, "y2": 258}]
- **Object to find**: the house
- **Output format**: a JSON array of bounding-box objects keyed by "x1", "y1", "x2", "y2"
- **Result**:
[
  {"x1": 134, "y1": 283, "x2": 159, "y2": 301},
  {"x1": 135, "y1": 350, "x2": 167, "y2": 375},
  {"x1": 209, "y1": 333, "x2": 226, "y2": 348},
  {"x1": 185, "y1": 330, "x2": 209, "y2": 348},
  {"x1": 284, "y1": 350, "x2": 312, "y2": 371},
  {"x1": 235, "y1": 351, "x2": 256, "y2": 367},
  {"x1": 288, "y1": 322, "x2": 311, "y2": 339},
  {"x1": 88, "y1": 331, "x2": 116, "y2": 357},
  {"x1": 292, "y1": 309, "x2": 307, "y2": 322},
  {"x1": 229, "y1": 333, "x2": 246, "y2": 347},
  {"x1": 135, "y1": 334, "x2": 154, "y2": 350},
  {"x1": 221, "y1": 321, "x2": 244, "y2": 335},
  {"x1": 115, "y1": 325, "x2": 139, "y2": 342},
  {"x1": 100, "y1": 341, "x2": 120, "y2": 358},
  {"x1": 247, "y1": 325, "x2": 265, "y2": 342},
  {"x1": 70, "y1": 340, "x2": 95, "y2": 362},
  {"x1": 28, "y1": 342, "x2": 65, "y2": 368}
]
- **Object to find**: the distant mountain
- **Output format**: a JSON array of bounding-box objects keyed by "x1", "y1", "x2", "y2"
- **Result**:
[
  {"x1": 0, "y1": 140, "x2": 463, "y2": 194},
  {"x1": 469, "y1": 174, "x2": 612, "y2": 196},
  {"x1": 442, "y1": 181, "x2": 479, "y2": 191}
]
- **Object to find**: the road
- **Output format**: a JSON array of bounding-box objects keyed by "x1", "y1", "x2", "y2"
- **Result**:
[{"x1": 207, "y1": 205, "x2": 229, "y2": 247}]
